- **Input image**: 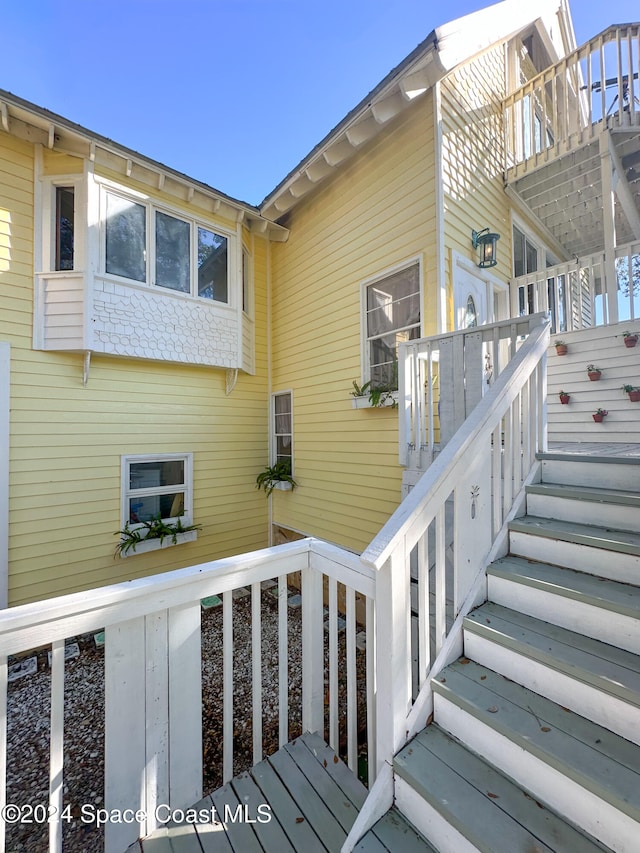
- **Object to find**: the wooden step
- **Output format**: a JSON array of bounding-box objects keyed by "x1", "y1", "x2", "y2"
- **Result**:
[
  {"x1": 525, "y1": 482, "x2": 640, "y2": 532},
  {"x1": 486, "y1": 556, "x2": 640, "y2": 654},
  {"x1": 354, "y1": 808, "x2": 436, "y2": 852},
  {"x1": 394, "y1": 725, "x2": 608, "y2": 853},
  {"x1": 508, "y1": 516, "x2": 640, "y2": 584},
  {"x1": 537, "y1": 453, "x2": 640, "y2": 491},
  {"x1": 432, "y1": 661, "x2": 640, "y2": 852},
  {"x1": 464, "y1": 601, "x2": 640, "y2": 744}
]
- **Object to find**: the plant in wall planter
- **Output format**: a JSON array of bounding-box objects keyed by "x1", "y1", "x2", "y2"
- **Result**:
[
  {"x1": 622, "y1": 384, "x2": 640, "y2": 402},
  {"x1": 351, "y1": 380, "x2": 398, "y2": 409},
  {"x1": 592, "y1": 408, "x2": 608, "y2": 423},
  {"x1": 623, "y1": 332, "x2": 638, "y2": 348},
  {"x1": 559, "y1": 391, "x2": 571, "y2": 404},
  {"x1": 586, "y1": 365, "x2": 602, "y2": 381},
  {"x1": 115, "y1": 516, "x2": 202, "y2": 557},
  {"x1": 554, "y1": 340, "x2": 568, "y2": 355},
  {"x1": 256, "y1": 460, "x2": 297, "y2": 496}
]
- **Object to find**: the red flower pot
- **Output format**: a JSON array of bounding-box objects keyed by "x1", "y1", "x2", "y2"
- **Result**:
[
  {"x1": 555, "y1": 344, "x2": 568, "y2": 355},
  {"x1": 628, "y1": 390, "x2": 640, "y2": 402},
  {"x1": 588, "y1": 371, "x2": 601, "y2": 381},
  {"x1": 624, "y1": 335, "x2": 638, "y2": 348},
  {"x1": 559, "y1": 394, "x2": 570, "y2": 404},
  {"x1": 592, "y1": 414, "x2": 606, "y2": 422}
]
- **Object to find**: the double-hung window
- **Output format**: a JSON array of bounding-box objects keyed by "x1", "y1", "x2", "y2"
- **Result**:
[
  {"x1": 122, "y1": 453, "x2": 193, "y2": 528},
  {"x1": 364, "y1": 263, "x2": 421, "y2": 388},
  {"x1": 104, "y1": 189, "x2": 230, "y2": 303},
  {"x1": 272, "y1": 392, "x2": 293, "y2": 472}
]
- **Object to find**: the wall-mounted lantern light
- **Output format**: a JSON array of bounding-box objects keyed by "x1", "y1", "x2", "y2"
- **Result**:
[{"x1": 471, "y1": 228, "x2": 500, "y2": 268}]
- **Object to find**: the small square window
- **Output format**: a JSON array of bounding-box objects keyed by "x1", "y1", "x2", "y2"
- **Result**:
[{"x1": 122, "y1": 453, "x2": 193, "y2": 527}]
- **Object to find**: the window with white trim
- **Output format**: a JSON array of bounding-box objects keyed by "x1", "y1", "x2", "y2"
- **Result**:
[
  {"x1": 103, "y1": 188, "x2": 230, "y2": 303},
  {"x1": 364, "y1": 263, "x2": 421, "y2": 388},
  {"x1": 272, "y1": 392, "x2": 293, "y2": 471},
  {"x1": 121, "y1": 453, "x2": 193, "y2": 528}
]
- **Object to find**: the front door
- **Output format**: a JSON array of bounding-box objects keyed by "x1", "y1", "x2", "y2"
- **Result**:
[{"x1": 454, "y1": 267, "x2": 489, "y2": 330}]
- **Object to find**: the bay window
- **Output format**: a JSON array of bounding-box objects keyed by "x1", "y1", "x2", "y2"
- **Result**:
[{"x1": 104, "y1": 188, "x2": 230, "y2": 303}]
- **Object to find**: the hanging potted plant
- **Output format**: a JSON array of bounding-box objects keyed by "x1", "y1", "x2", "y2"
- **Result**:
[
  {"x1": 256, "y1": 460, "x2": 297, "y2": 495},
  {"x1": 586, "y1": 365, "x2": 602, "y2": 381},
  {"x1": 592, "y1": 408, "x2": 608, "y2": 423},
  {"x1": 622, "y1": 384, "x2": 640, "y2": 402},
  {"x1": 554, "y1": 340, "x2": 568, "y2": 356},
  {"x1": 623, "y1": 332, "x2": 638, "y2": 348},
  {"x1": 559, "y1": 390, "x2": 570, "y2": 404}
]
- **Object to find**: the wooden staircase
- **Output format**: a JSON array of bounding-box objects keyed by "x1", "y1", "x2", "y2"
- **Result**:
[{"x1": 388, "y1": 452, "x2": 640, "y2": 852}]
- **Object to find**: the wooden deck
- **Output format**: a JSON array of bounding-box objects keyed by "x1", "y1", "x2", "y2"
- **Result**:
[{"x1": 125, "y1": 733, "x2": 430, "y2": 852}]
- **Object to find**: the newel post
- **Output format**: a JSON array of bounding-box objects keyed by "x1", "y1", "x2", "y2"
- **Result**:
[
  {"x1": 375, "y1": 545, "x2": 411, "y2": 776},
  {"x1": 301, "y1": 565, "x2": 325, "y2": 735}
]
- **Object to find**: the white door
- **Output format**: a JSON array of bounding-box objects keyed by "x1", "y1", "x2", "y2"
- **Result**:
[{"x1": 454, "y1": 267, "x2": 489, "y2": 330}]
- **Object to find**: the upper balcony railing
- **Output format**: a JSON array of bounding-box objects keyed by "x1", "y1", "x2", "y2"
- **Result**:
[
  {"x1": 503, "y1": 24, "x2": 640, "y2": 177},
  {"x1": 512, "y1": 237, "x2": 640, "y2": 332}
]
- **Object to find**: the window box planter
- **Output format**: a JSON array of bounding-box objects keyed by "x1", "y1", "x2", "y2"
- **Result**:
[
  {"x1": 351, "y1": 393, "x2": 397, "y2": 409},
  {"x1": 272, "y1": 480, "x2": 294, "y2": 491},
  {"x1": 118, "y1": 529, "x2": 198, "y2": 558}
]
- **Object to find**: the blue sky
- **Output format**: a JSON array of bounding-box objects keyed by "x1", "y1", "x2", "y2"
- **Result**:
[{"x1": 1, "y1": 1, "x2": 637, "y2": 205}]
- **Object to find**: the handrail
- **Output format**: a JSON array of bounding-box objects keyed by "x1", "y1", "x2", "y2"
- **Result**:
[{"x1": 365, "y1": 320, "x2": 550, "y2": 570}]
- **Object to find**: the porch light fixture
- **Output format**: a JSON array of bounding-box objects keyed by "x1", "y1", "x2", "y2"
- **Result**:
[{"x1": 472, "y1": 228, "x2": 500, "y2": 268}]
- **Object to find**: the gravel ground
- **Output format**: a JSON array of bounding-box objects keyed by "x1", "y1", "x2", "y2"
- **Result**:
[{"x1": 5, "y1": 588, "x2": 367, "y2": 853}]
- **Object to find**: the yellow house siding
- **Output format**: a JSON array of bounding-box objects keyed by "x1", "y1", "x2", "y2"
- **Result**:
[
  {"x1": 1, "y1": 132, "x2": 271, "y2": 605},
  {"x1": 270, "y1": 96, "x2": 437, "y2": 552},
  {"x1": 441, "y1": 46, "x2": 513, "y2": 323}
]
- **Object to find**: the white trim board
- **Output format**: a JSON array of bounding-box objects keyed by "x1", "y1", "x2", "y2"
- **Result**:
[{"x1": 0, "y1": 342, "x2": 9, "y2": 608}]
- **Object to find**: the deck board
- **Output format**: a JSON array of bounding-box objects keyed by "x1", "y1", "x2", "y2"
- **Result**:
[{"x1": 132, "y1": 733, "x2": 366, "y2": 852}]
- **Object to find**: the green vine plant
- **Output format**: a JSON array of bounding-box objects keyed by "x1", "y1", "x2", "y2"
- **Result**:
[
  {"x1": 351, "y1": 380, "x2": 398, "y2": 408},
  {"x1": 115, "y1": 516, "x2": 202, "y2": 557},
  {"x1": 256, "y1": 460, "x2": 297, "y2": 496}
]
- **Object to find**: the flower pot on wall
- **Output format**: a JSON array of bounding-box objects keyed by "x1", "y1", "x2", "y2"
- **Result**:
[
  {"x1": 629, "y1": 390, "x2": 640, "y2": 402},
  {"x1": 555, "y1": 343, "x2": 568, "y2": 355},
  {"x1": 624, "y1": 334, "x2": 638, "y2": 348},
  {"x1": 588, "y1": 371, "x2": 602, "y2": 381},
  {"x1": 559, "y1": 393, "x2": 570, "y2": 404},
  {"x1": 592, "y1": 414, "x2": 606, "y2": 422}
]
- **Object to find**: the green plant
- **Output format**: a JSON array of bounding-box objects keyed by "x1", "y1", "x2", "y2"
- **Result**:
[
  {"x1": 594, "y1": 408, "x2": 608, "y2": 416},
  {"x1": 256, "y1": 460, "x2": 297, "y2": 496},
  {"x1": 623, "y1": 331, "x2": 637, "y2": 338},
  {"x1": 622, "y1": 384, "x2": 638, "y2": 393},
  {"x1": 115, "y1": 516, "x2": 201, "y2": 557},
  {"x1": 586, "y1": 364, "x2": 601, "y2": 372},
  {"x1": 351, "y1": 380, "x2": 397, "y2": 408}
]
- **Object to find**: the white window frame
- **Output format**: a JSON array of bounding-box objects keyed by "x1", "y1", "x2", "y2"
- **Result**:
[
  {"x1": 38, "y1": 174, "x2": 86, "y2": 274},
  {"x1": 242, "y1": 244, "x2": 253, "y2": 318},
  {"x1": 271, "y1": 391, "x2": 293, "y2": 472},
  {"x1": 98, "y1": 179, "x2": 236, "y2": 305},
  {"x1": 360, "y1": 257, "x2": 423, "y2": 387},
  {"x1": 120, "y1": 452, "x2": 194, "y2": 531}
]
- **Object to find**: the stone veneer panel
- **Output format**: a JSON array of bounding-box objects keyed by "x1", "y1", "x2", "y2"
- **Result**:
[{"x1": 92, "y1": 280, "x2": 239, "y2": 367}]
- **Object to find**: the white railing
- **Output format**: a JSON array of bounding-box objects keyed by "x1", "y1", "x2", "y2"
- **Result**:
[
  {"x1": 343, "y1": 318, "x2": 550, "y2": 851},
  {"x1": 399, "y1": 313, "x2": 548, "y2": 469},
  {"x1": 0, "y1": 538, "x2": 374, "y2": 853},
  {"x1": 512, "y1": 238, "x2": 640, "y2": 332},
  {"x1": 504, "y1": 24, "x2": 640, "y2": 175}
]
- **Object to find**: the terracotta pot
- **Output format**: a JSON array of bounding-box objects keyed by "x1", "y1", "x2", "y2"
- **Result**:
[
  {"x1": 555, "y1": 344, "x2": 568, "y2": 355},
  {"x1": 628, "y1": 390, "x2": 640, "y2": 402},
  {"x1": 588, "y1": 371, "x2": 601, "y2": 381},
  {"x1": 624, "y1": 335, "x2": 638, "y2": 348},
  {"x1": 559, "y1": 394, "x2": 570, "y2": 404},
  {"x1": 592, "y1": 413, "x2": 606, "y2": 422}
]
